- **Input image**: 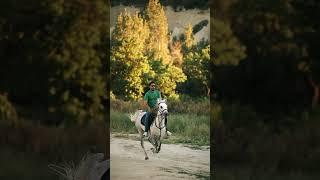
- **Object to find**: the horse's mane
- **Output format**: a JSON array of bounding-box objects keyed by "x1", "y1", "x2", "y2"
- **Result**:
[{"x1": 157, "y1": 98, "x2": 167, "y2": 104}]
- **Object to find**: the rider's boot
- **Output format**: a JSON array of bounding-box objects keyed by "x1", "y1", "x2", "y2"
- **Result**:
[{"x1": 143, "y1": 131, "x2": 148, "y2": 137}]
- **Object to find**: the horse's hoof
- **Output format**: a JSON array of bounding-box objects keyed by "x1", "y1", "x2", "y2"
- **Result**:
[{"x1": 145, "y1": 157, "x2": 149, "y2": 160}]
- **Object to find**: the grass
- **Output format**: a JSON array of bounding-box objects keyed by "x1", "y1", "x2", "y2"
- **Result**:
[
  {"x1": 110, "y1": 109, "x2": 137, "y2": 134},
  {"x1": 166, "y1": 113, "x2": 209, "y2": 146},
  {"x1": 110, "y1": 109, "x2": 209, "y2": 146}
]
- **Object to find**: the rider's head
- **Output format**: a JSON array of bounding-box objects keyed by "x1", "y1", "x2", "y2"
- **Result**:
[{"x1": 149, "y1": 81, "x2": 156, "y2": 91}]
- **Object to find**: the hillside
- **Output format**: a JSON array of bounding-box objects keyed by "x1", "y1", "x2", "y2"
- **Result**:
[{"x1": 110, "y1": 5, "x2": 210, "y2": 43}]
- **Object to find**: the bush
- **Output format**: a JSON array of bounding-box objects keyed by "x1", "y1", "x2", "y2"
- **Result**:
[{"x1": 111, "y1": 97, "x2": 210, "y2": 115}]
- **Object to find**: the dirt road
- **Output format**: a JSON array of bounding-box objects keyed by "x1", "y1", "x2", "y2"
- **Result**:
[{"x1": 110, "y1": 134, "x2": 210, "y2": 179}]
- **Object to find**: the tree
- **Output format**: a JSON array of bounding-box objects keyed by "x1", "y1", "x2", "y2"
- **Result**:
[
  {"x1": 0, "y1": 0, "x2": 52, "y2": 105},
  {"x1": 170, "y1": 40, "x2": 183, "y2": 67},
  {"x1": 183, "y1": 44, "x2": 211, "y2": 96},
  {"x1": 229, "y1": 0, "x2": 319, "y2": 109},
  {"x1": 143, "y1": 0, "x2": 186, "y2": 98},
  {"x1": 145, "y1": 0, "x2": 171, "y2": 65},
  {"x1": 184, "y1": 23, "x2": 195, "y2": 50},
  {"x1": 110, "y1": 0, "x2": 187, "y2": 99},
  {"x1": 211, "y1": 18, "x2": 246, "y2": 101},
  {"x1": 213, "y1": 19, "x2": 246, "y2": 66},
  {"x1": 150, "y1": 60, "x2": 187, "y2": 99},
  {"x1": 47, "y1": 0, "x2": 108, "y2": 125},
  {"x1": 111, "y1": 10, "x2": 151, "y2": 100}
]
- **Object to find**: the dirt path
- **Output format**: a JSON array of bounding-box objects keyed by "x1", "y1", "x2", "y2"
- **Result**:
[{"x1": 110, "y1": 134, "x2": 210, "y2": 180}]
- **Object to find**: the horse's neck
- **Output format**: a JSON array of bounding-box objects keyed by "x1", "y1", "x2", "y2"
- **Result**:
[{"x1": 154, "y1": 112, "x2": 165, "y2": 128}]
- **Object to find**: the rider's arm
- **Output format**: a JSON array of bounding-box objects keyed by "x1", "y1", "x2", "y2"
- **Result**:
[
  {"x1": 143, "y1": 100, "x2": 152, "y2": 111},
  {"x1": 143, "y1": 93, "x2": 150, "y2": 111}
]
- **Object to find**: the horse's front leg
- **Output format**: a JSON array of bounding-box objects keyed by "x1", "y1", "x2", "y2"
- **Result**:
[
  {"x1": 140, "y1": 134, "x2": 149, "y2": 160},
  {"x1": 157, "y1": 142, "x2": 162, "y2": 153},
  {"x1": 148, "y1": 137, "x2": 158, "y2": 154}
]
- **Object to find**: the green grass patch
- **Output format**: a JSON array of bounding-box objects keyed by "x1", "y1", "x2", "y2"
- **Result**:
[
  {"x1": 110, "y1": 110, "x2": 137, "y2": 134},
  {"x1": 168, "y1": 113, "x2": 209, "y2": 146}
]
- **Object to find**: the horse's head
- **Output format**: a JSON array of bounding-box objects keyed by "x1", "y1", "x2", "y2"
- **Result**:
[{"x1": 157, "y1": 98, "x2": 168, "y2": 116}]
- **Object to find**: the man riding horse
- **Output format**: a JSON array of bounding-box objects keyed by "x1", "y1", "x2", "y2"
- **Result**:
[{"x1": 143, "y1": 81, "x2": 171, "y2": 137}]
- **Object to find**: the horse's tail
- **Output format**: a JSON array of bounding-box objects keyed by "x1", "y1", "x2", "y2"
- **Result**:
[
  {"x1": 129, "y1": 110, "x2": 143, "y2": 123},
  {"x1": 129, "y1": 113, "x2": 136, "y2": 122}
]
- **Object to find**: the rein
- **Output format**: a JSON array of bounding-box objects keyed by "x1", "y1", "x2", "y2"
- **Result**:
[
  {"x1": 154, "y1": 111, "x2": 166, "y2": 130},
  {"x1": 152, "y1": 102, "x2": 167, "y2": 139}
]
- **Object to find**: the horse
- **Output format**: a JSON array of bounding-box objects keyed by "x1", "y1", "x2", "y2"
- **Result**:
[
  {"x1": 129, "y1": 98, "x2": 168, "y2": 160},
  {"x1": 48, "y1": 152, "x2": 109, "y2": 180}
]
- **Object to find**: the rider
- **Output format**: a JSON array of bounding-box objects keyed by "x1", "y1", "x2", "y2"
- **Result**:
[{"x1": 143, "y1": 81, "x2": 171, "y2": 137}]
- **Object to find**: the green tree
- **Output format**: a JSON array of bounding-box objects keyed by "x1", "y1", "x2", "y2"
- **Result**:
[
  {"x1": 47, "y1": 0, "x2": 108, "y2": 125},
  {"x1": 150, "y1": 60, "x2": 187, "y2": 99},
  {"x1": 183, "y1": 44, "x2": 211, "y2": 96},
  {"x1": 111, "y1": 10, "x2": 151, "y2": 100},
  {"x1": 213, "y1": 19, "x2": 246, "y2": 66}
]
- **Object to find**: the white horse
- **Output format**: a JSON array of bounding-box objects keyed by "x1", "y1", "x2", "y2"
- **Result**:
[
  {"x1": 48, "y1": 152, "x2": 109, "y2": 180},
  {"x1": 130, "y1": 98, "x2": 168, "y2": 160}
]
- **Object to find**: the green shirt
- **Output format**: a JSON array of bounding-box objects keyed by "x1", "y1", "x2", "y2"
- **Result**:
[{"x1": 144, "y1": 90, "x2": 161, "y2": 108}]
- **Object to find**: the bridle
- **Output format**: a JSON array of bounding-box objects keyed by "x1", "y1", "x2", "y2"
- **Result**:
[{"x1": 154, "y1": 101, "x2": 167, "y2": 131}]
